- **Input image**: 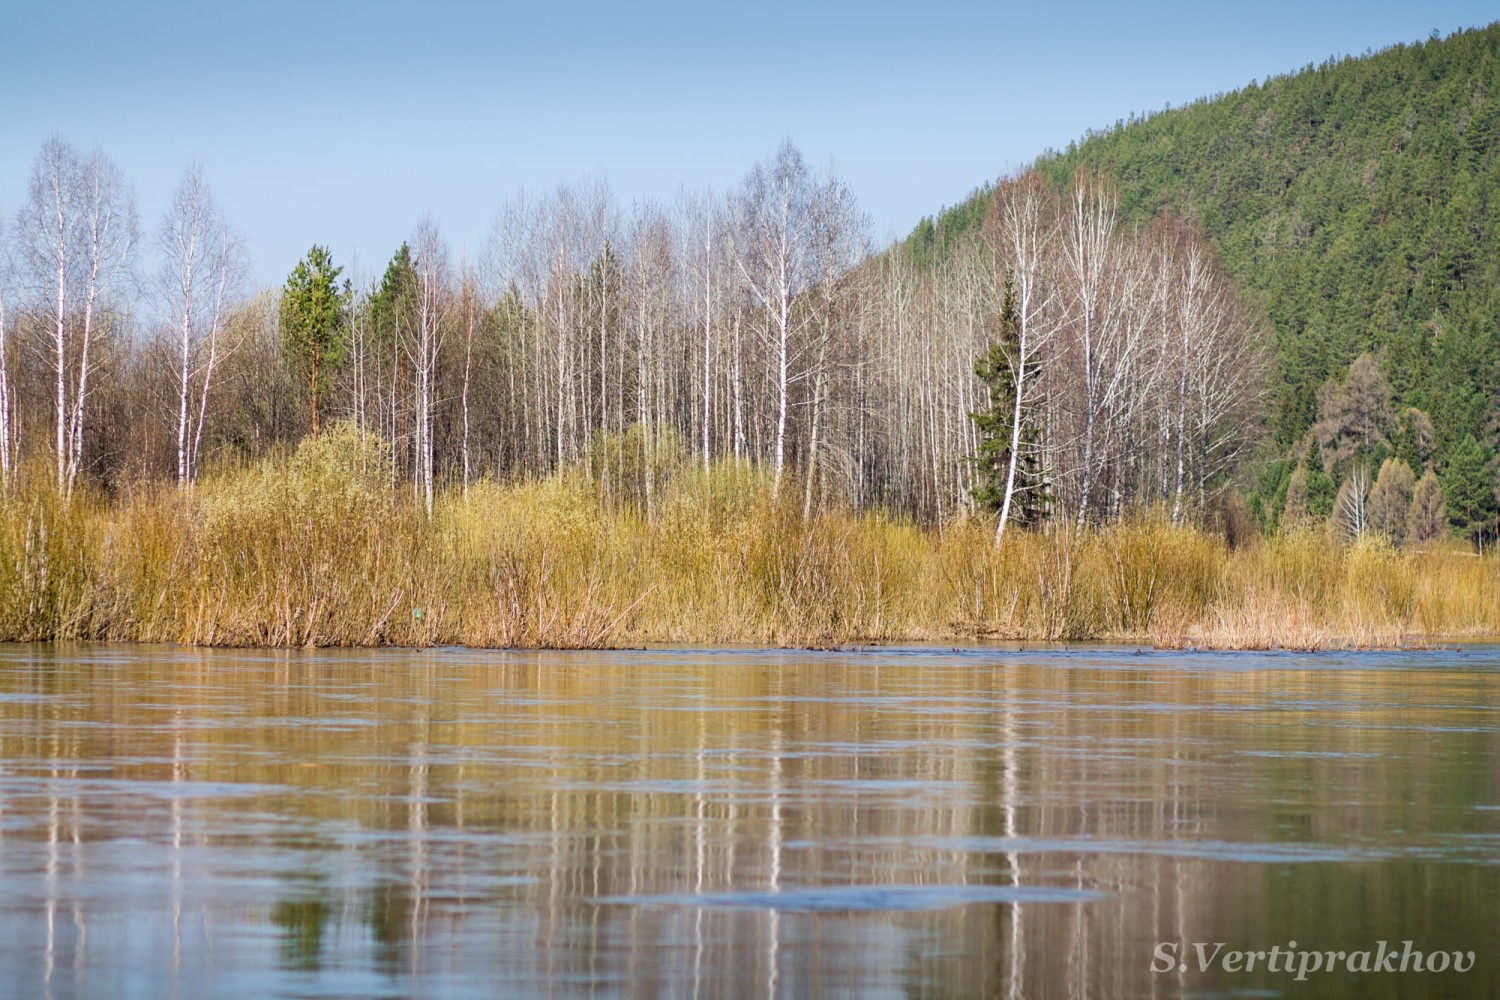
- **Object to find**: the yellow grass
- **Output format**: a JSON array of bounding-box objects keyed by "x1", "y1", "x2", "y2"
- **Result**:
[{"x1": 1, "y1": 425, "x2": 1496, "y2": 649}]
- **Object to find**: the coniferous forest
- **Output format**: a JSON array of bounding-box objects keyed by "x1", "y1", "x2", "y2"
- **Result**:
[
  {"x1": 0, "y1": 25, "x2": 1497, "y2": 648},
  {"x1": 910, "y1": 23, "x2": 1500, "y2": 543}
]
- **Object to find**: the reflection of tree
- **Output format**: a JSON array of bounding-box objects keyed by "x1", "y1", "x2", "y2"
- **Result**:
[
  {"x1": 2, "y1": 647, "x2": 1497, "y2": 998},
  {"x1": 270, "y1": 895, "x2": 330, "y2": 972},
  {"x1": 365, "y1": 881, "x2": 413, "y2": 974}
]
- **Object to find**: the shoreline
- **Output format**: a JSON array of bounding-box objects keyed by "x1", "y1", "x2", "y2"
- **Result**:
[{"x1": 4, "y1": 631, "x2": 1495, "y2": 656}]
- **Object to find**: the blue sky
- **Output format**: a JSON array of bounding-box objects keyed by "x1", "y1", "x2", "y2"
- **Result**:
[{"x1": 3, "y1": 0, "x2": 1496, "y2": 288}]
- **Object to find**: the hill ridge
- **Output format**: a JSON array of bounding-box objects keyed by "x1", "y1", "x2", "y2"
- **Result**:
[{"x1": 904, "y1": 22, "x2": 1500, "y2": 534}]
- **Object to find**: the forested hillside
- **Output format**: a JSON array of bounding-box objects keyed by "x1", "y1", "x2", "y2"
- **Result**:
[{"x1": 908, "y1": 24, "x2": 1500, "y2": 539}]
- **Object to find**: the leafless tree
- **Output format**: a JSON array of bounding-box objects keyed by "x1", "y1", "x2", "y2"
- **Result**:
[
  {"x1": 1334, "y1": 465, "x2": 1371, "y2": 537},
  {"x1": 732, "y1": 141, "x2": 866, "y2": 502},
  {"x1": 16, "y1": 137, "x2": 138, "y2": 496},
  {"x1": 733, "y1": 141, "x2": 814, "y2": 498},
  {"x1": 1057, "y1": 170, "x2": 1122, "y2": 527},
  {"x1": 0, "y1": 218, "x2": 13, "y2": 485},
  {"x1": 800, "y1": 168, "x2": 867, "y2": 518},
  {"x1": 985, "y1": 174, "x2": 1059, "y2": 541},
  {"x1": 679, "y1": 188, "x2": 725, "y2": 472},
  {"x1": 625, "y1": 202, "x2": 678, "y2": 511},
  {"x1": 411, "y1": 216, "x2": 448, "y2": 515},
  {"x1": 159, "y1": 164, "x2": 245, "y2": 486},
  {"x1": 1165, "y1": 221, "x2": 1264, "y2": 515},
  {"x1": 457, "y1": 263, "x2": 482, "y2": 499},
  {"x1": 1368, "y1": 457, "x2": 1415, "y2": 543}
]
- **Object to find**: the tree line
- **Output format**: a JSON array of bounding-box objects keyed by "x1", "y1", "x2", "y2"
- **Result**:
[
  {"x1": 0, "y1": 136, "x2": 1263, "y2": 530},
  {"x1": 906, "y1": 23, "x2": 1500, "y2": 543}
]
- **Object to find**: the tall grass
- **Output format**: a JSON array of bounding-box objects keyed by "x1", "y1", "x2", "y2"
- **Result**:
[{"x1": 1, "y1": 425, "x2": 1495, "y2": 649}]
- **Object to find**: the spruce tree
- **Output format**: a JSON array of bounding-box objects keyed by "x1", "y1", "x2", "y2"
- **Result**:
[
  {"x1": 1441, "y1": 433, "x2": 1498, "y2": 542},
  {"x1": 970, "y1": 276, "x2": 1048, "y2": 527},
  {"x1": 1303, "y1": 439, "x2": 1337, "y2": 521}
]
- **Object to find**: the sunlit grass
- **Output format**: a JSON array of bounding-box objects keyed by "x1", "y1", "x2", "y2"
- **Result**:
[{"x1": 0, "y1": 424, "x2": 1496, "y2": 649}]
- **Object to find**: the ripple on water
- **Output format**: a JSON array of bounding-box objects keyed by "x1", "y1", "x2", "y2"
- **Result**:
[
  {"x1": 912, "y1": 833, "x2": 1500, "y2": 863},
  {"x1": 598, "y1": 883, "x2": 1106, "y2": 912}
]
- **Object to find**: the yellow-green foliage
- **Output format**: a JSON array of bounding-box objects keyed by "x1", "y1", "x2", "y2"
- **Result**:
[
  {"x1": 0, "y1": 466, "x2": 97, "y2": 640},
  {"x1": 0, "y1": 437, "x2": 1496, "y2": 650}
]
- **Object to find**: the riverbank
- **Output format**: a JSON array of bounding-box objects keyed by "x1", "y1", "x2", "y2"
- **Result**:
[{"x1": 1, "y1": 429, "x2": 1495, "y2": 651}]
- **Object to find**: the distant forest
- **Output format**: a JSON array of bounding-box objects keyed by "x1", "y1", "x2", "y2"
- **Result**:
[
  {"x1": 907, "y1": 23, "x2": 1500, "y2": 542},
  {"x1": 1, "y1": 24, "x2": 1497, "y2": 545}
]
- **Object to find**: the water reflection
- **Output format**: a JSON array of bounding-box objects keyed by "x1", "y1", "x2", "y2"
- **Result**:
[
  {"x1": 0, "y1": 643, "x2": 1496, "y2": 998},
  {"x1": 270, "y1": 891, "x2": 329, "y2": 972}
]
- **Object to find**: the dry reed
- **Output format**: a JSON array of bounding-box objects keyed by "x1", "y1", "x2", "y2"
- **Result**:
[{"x1": 0, "y1": 426, "x2": 1495, "y2": 650}]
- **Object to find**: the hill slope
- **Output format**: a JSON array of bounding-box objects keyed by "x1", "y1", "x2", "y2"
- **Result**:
[{"x1": 908, "y1": 24, "x2": 1500, "y2": 524}]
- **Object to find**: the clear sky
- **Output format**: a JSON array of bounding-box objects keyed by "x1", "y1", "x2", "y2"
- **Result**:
[{"x1": 3, "y1": 0, "x2": 1496, "y2": 289}]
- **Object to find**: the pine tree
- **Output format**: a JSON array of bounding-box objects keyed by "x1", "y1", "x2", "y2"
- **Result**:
[
  {"x1": 280, "y1": 245, "x2": 350, "y2": 438},
  {"x1": 369, "y1": 243, "x2": 417, "y2": 351}
]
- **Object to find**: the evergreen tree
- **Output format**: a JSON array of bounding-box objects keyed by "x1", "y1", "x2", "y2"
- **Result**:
[
  {"x1": 280, "y1": 245, "x2": 350, "y2": 438},
  {"x1": 1441, "y1": 433, "x2": 1498, "y2": 542},
  {"x1": 970, "y1": 277, "x2": 1048, "y2": 527},
  {"x1": 1303, "y1": 439, "x2": 1337, "y2": 521},
  {"x1": 369, "y1": 243, "x2": 417, "y2": 350},
  {"x1": 1392, "y1": 406, "x2": 1436, "y2": 472},
  {"x1": 1252, "y1": 459, "x2": 1294, "y2": 531}
]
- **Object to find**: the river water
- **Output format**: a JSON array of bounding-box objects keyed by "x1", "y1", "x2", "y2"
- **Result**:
[{"x1": 0, "y1": 644, "x2": 1495, "y2": 998}]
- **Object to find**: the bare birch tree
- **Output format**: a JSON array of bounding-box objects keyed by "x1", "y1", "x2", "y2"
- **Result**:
[
  {"x1": 457, "y1": 263, "x2": 482, "y2": 498},
  {"x1": 1334, "y1": 465, "x2": 1371, "y2": 537},
  {"x1": 0, "y1": 218, "x2": 12, "y2": 485},
  {"x1": 985, "y1": 174, "x2": 1058, "y2": 541},
  {"x1": 1166, "y1": 221, "x2": 1263, "y2": 515},
  {"x1": 734, "y1": 141, "x2": 812, "y2": 497},
  {"x1": 679, "y1": 188, "x2": 724, "y2": 472},
  {"x1": 17, "y1": 137, "x2": 138, "y2": 496},
  {"x1": 1058, "y1": 171, "x2": 1118, "y2": 526},
  {"x1": 800, "y1": 169, "x2": 867, "y2": 518},
  {"x1": 159, "y1": 164, "x2": 245, "y2": 486},
  {"x1": 411, "y1": 216, "x2": 448, "y2": 515},
  {"x1": 733, "y1": 141, "x2": 865, "y2": 503}
]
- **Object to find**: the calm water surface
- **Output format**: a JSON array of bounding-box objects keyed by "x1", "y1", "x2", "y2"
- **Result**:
[{"x1": 0, "y1": 644, "x2": 1496, "y2": 998}]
